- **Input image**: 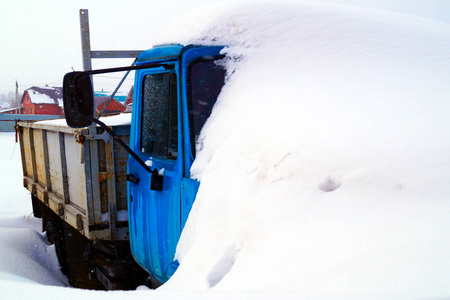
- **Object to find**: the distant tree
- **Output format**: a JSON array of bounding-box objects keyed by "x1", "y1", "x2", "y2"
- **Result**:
[{"x1": 0, "y1": 91, "x2": 21, "y2": 109}]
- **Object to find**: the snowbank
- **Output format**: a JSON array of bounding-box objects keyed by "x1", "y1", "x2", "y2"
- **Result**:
[
  {"x1": 156, "y1": 1, "x2": 450, "y2": 297},
  {"x1": 0, "y1": 133, "x2": 68, "y2": 288},
  {"x1": 0, "y1": 225, "x2": 68, "y2": 286}
]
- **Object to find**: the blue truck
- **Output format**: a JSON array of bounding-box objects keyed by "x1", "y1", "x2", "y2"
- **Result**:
[{"x1": 18, "y1": 44, "x2": 227, "y2": 289}]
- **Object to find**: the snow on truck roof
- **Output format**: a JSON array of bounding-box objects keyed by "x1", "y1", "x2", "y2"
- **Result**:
[{"x1": 136, "y1": 44, "x2": 224, "y2": 63}]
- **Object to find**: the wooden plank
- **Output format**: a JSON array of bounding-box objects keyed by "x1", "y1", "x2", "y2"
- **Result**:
[
  {"x1": 47, "y1": 131, "x2": 64, "y2": 198},
  {"x1": 29, "y1": 128, "x2": 38, "y2": 183},
  {"x1": 33, "y1": 129, "x2": 47, "y2": 186}
]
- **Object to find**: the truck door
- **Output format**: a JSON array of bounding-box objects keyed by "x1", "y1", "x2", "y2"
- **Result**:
[
  {"x1": 128, "y1": 46, "x2": 226, "y2": 284},
  {"x1": 128, "y1": 65, "x2": 183, "y2": 283}
]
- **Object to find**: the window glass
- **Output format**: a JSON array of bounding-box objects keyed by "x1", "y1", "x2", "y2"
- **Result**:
[
  {"x1": 140, "y1": 73, "x2": 178, "y2": 160},
  {"x1": 188, "y1": 58, "x2": 226, "y2": 157}
]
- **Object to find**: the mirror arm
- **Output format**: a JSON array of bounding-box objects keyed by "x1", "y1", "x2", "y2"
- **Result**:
[
  {"x1": 82, "y1": 114, "x2": 153, "y2": 174},
  {"x1": 73, "y1": 63, "x2": 175, "y2": 83}
]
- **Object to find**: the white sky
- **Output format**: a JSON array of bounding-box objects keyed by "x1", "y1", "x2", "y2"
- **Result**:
[{"x1": 0, "y1": 0, "x2": 449, "y2": 94}]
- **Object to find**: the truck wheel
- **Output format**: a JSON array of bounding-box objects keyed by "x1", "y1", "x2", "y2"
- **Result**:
[
  {"x1": 62, "y1": 222, "x2": 106, "y2": 290},
  {"x1": 46, "y1": 217, "x2": 68, "y2": 274}
]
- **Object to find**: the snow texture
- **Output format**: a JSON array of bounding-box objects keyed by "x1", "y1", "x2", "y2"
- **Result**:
[
  {"x1": 0, "y1": 0, "x2": 449, "y2": 299},
  {"x1": 0, "y1": 133, "x2": 68, "y2": 288},
  {"x1": 29, "y1": 90, "x2": 55, "y2": 104},
  {"x1": 157, "y1": 1, "x2": 450, "y2": 297},
  {"x1": 36, "y1": 112, "x2": 132, "y2": 127}
]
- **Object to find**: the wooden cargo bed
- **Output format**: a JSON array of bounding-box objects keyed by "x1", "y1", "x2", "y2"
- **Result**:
[{"x1": 18, "y1": 121, "x2": 130, "y2": 241}]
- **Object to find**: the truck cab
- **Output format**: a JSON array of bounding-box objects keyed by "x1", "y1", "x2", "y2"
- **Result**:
[{"x1": 64, "y1": 44, "x2": 227, "y2": 285}]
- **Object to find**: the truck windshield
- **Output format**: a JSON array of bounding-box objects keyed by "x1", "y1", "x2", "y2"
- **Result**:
[
  {"x1": 140, "y1": 73, "x2": 178, "y2": 160},
  {"x1": 187, "y1": 57, "x2": 226, "y2": 157}
]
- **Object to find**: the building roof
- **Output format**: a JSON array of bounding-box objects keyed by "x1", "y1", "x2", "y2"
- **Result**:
[
  {"x1": 94, "y1": 96, "x2": 119, "y2": 107},
  {"x1": 22, "y1": 86, "x2": 63, "y2": 107},
  {"x1": 94, "y1": 96, "x2": 126, "y2": 114}
]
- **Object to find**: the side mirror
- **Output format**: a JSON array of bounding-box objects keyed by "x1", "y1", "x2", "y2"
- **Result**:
[{"x1": 63, "y1": 72, "x2": 94, "y2": 128}]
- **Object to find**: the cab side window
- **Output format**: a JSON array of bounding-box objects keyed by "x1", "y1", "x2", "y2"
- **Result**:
[
  {"x1": 141, "y1": 73, "x2": 178, "y2": 160},
  {"x1": 187, "y1": 58, "x2": 226, "y2": 157}
]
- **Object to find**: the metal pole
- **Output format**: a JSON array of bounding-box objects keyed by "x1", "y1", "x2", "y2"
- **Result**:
[
  {"x1": 78, "y1": 9, "x2": 143, "y2": 120},
  {"x1": 79, "y1": 9, "x2": 97, "y2": 135},
  {"x1": 15, "y1": 80, "x2": 19, "y2": 114},
  {"x1": 80, "y1": 9, "x2": 92, "y2": 72}
]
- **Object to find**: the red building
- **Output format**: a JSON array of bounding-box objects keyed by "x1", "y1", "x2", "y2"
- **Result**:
[
  {"x1": 18, "y1": 86, "x2": 126, "y2": 117},
  {"x1": 94, "y1": 97, "x2": 126, "y2": 115},
  {"x1": 21, "y1": 86, "x2": 63, "y2": 115}
]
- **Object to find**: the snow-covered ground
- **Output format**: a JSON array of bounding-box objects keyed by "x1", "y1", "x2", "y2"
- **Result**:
[
  {"x1": 0, "y1": 133, "x2": 70, "y2": 294},
  {"x1": 1, "y1": 1, "x2": 449, "y2": 299}
]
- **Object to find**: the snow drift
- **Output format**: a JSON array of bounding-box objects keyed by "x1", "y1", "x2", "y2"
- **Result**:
[
  {"x1": 156, "y1": 1, "x2": 450, "y2": 297},
  {"x1": 0, "y1": 133, "x2": 68, "y2": 288}
]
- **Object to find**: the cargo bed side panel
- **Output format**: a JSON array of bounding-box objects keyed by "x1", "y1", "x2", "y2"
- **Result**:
[
  {"x1": 114, "y1": 133, "x2": 130, "y2": 211},
  {"x1": 65, "y1": 134, "x2": 88, "y2": 213},
  {"x1": 22, "y1": 127, "x2": 34, "y2": 179},
  {"x1": 33, "y1": 129, "x2": 47, "y2": 186},
  {"x1": 47, "y1": 131, "x2": 64, "y2": 198}
]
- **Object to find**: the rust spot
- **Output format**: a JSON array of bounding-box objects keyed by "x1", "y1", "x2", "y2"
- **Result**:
[
  {"x1": 98, "y1": 172, "x2": 109, "y2": 182},
  {"x1": 74, "y1": 133, "x2": 86, "y2": 145}
]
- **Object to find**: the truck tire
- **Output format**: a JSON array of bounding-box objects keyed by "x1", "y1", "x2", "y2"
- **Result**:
[
  {"x1": 62, "y1": 222, "x2": 106, "y2": 290},
  {"x1": 45, "y1": 217, "x2": 68, "y2": 274}
]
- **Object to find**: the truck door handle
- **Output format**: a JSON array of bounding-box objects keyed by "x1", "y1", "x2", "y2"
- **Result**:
[
  {"x1": 150, "y1": 169, "x2": 164, "y2": 191},
  {"x1": 127, "y1": 174, "x2": 140, "y2": 183}
]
